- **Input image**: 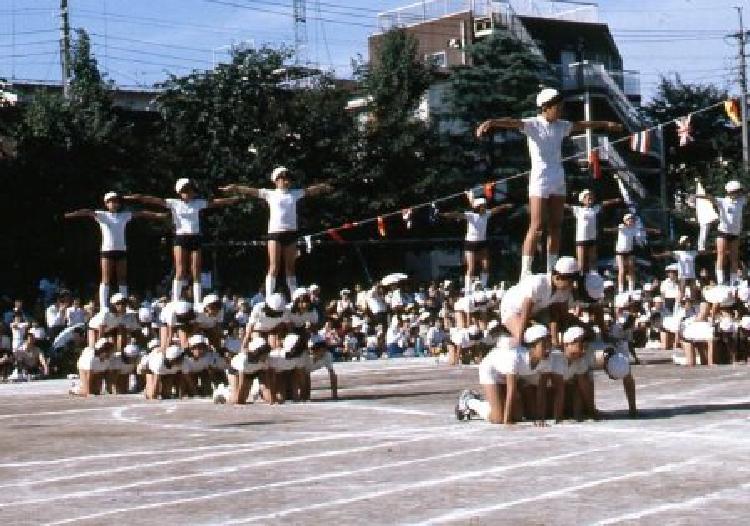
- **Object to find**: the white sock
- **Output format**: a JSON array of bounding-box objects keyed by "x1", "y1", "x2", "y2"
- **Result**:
[
  {"x1": 286, "y1": 276, "x2": 298, "y2": 298},
  {"x1": 192, "y1": 282, "x2": 202, "y2": 309},
  {"x1": 467, "y1": 398, "x2": 491, "y2": 420},
  {"x1": 716, "y1": 267, "x2": 725, "y2": 286},
  {"x1": 547, "y1": 253, "x2": 558, "y2": 274},
  {"x1": 480, "y1": 272, "x2": 489, "y2": 288},
  {"x1": 265, "y1": 275, "x2": 276, "y2": 298},
  {"x1": 521, "y1": 255, "x2": 533, "y2": 277},
  {"x1": 465, "y1": 274, "x2": 473, "y2": 294},
  {"x1": 118, "y1": 285, "x2": 128, "y2": 297},
  {"x1": 172, "y1": 280, "x2": 184, "y2": 302},
  {"x1": 99, "y1": 283, "x2": 110, "y2": 312},
  {"x1": 627, "y1": 277, "x2": 635, "y2": 291}
]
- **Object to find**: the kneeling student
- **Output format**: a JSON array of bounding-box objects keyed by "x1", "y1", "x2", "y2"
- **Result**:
[
  {"x1": 561, "y1": 326, "x2": 597, "y2": 420},
  {"x1": 455, "y1": 324, "x2": 553, "y2": 425},
  {"x1": 224, "y1": 336, "x2": 270, "y2": 404},
  {"x1": 146, "y1": 345, "x2": 184, "y2": 399},
  {"x1": 72, "y1": 338, "x2": 112, "y2": 396},
  {"x1": 303, "y1": 334, "x2": 338, "y2": 401}
]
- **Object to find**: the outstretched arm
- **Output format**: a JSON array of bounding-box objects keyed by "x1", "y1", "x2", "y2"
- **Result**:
[
  {"x1": 489, "y1": 203, "x2": 514, "y2": 216},
  {"x1": 219, "y1": 184, "x2": 261, "y2": 199},
  {"x1": 132, "y1": 211, "x2": 169, "y2": 221},
  {"x1": 601, "y1": 197, "x2": 623, "y2": 208},
  {"x1": 570, "y1": 121, "x2": 623, "y2": 134},
  {"x1": 693, "y1": 194, "x2": 718, "y2": 207},
  {"x1": 64, "y1": 209, "x2": 95, "y2": 220},
  {"x1": 207, "y1": 196, "x2": 244, "y2": 208},
  {"x1": 475, "y1": 118, "x2": 524, "y2": 138},
  {"x1": 304, "y1": 182, "x2": 333, "y2": 198},
  {"x1": 123, "y1": 194, "x2": 167, "y2": 208},
  {"x1": 440, "y1": 212, "x2": 465, "y2": 222}
]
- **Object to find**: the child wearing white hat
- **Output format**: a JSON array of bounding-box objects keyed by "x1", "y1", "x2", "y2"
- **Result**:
[
  {"x1": 72, "y1": 338, "x2": 113, "y2": 396},
  {"x1": 566, "y1": 189, "x2": 622, "y2": 272},
  {"x1": 107, "y1": 342, "x2": 142, "y2": 394},
  {"x1": 220, "y1": 168, "x2": 333, "y2": 299},
  {"x1": 653, "y1": 235, "x2": 706, "y2": 305},
  {"x1": 146, "y1": 345, "x2": 185, "y2": 399},
  {"x1": 125, "y1": 179, "x2": 243, "y2": 308},
  {"x1": 694, "y1": 180, "x2": 747, "y2": 285},
  {"x1": 456, "y1": 324, "x2": 552, "y2": 424},
  {"x1": 440, "y1": 191, "x2": 512, "y2": 293},
  {"x1": 303, "y1": 334, "x2": 338, "y2": 401},
  {"x1": 87, "y1": 293, "x2": 139, "y2": 351},
  {"x1": 227, "y1": 336, "x2": 271, "y2": 404},
  {"x1": 604, "y1": 213, "x2": 660, "y2": 293},
  {"x1": 561, "y1": 326, "x2": 597, "y2": 420},
  {"x1": 475, "y1": 87, "x2": 622, "y2": 278},
  {"x1": 499, "y1": 256, "x2": 579, "y2": 347},
  {"x1": 64, "y1": 192, "x2": 168, "y2": 312}
]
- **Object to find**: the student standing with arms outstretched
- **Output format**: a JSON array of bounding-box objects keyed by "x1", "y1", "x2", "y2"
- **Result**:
[{"x1": 476, "y1": 88, "x2": 622, "y2": 278}]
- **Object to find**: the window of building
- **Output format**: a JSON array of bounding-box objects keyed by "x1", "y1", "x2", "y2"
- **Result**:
[{"x1": 426, "y1": 51, "x2": 447, "y2": 68}]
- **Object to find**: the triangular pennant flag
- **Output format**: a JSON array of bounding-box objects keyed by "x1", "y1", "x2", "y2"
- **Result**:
[
  {"x1": 630, "y1": 130, "x2": 650, "y2": 154},
  {"x1": 304, "y1": 235, "x2": 313, "y2": 254},
  {"x1": 326, "y1": 229, "x2": 345, "y2": 243},
  {"x1": 615, "y1": 174, "x2": 634, "y2": 207},
  {"x1": 725, "y1": 99, "x2": 741, "y2": 126},
  {"x1": 589, "y1": 149, "x2": 601, "y2": 180},
  {"x1": 676, "y1": 115, "x2": 694, "y2": 147},
  {"x1": 401, "y1": 208, "x2": 413, "y2": 230},
  {"x1": 483, "y1": 182, "x2": 494, "y2": 202},
  {"x1": 377, "y1": 216, "x2": 387, "y2": 237}
]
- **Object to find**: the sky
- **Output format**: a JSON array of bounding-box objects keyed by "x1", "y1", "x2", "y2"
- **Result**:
[{"x1": 0, "y1": 0, "x2": 746, "y2": 101}]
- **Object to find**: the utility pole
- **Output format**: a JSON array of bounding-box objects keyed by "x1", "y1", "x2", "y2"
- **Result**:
[
  {"x1": 734, "y1": 6, "x2": 749, "y2": 174},
  {"x1": 60, "y1": 0, "x2": 71, "y2": 99}
]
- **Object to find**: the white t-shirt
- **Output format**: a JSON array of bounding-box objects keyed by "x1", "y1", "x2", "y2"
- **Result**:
[
  {"x1": 716, "y1": 196, "x2": 747, "y2": 235},
  {"x1": 500, "y1": 274, "x2": 571, "y2": 321},
  {"x1": 89, "y1": 311, "x2": 139, "y2": 332},
  {"x1": 615, "y1": 224, "x2": 639, "y2": 253},
  {"x1": 66, "y1": 306, "x2": 87, "y2": 326},
  {"x1": 288, "y1": 308, "x2": 319, "y2": 329},
  {"x1": 165, "y1": 198, "x2": 208, "y2": 235},
  {"x1": 94, "y1": 211, "x2": 132, "y2": 251},
  {"x1": 521, "y1": 116, "x2": 572, "y2": 186},
  {"x1": 464, "y1": 211, "x2": 490, "y2": 242},
  {"x1": 571, "y1": 205, "x2": 602, "y2": 242},
  {"x1": 660, "y1": 278, "x2": 680, "y2": 300},
  {"x1": 366, "y1": 295, "x2": 387, "y2": 315},
  {"x1": 673, "y1": 250, "x2": 698, "y2": 280},
  {"x1": 258, "y1": 188, "x2": 305, "y2": 233},
  {"x1": 247, "y1": 302, "x2": 288, "y2": 333},
  {"x1": 45, "y1": 304, "x2": 66, "y2": 329}
]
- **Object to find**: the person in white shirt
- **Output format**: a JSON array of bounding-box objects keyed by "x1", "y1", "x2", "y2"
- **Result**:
[
  {"x1": 659, "y1": 264, "x2": 681, "y2": 313},
  {"x1": 499, "y1": 256, "x2": 579, "y2": 347},
  {"x1": 65, "y1": 191, "x2": 167, "y2": 311},
  {"x1": 566, "y1": 189, "x2": 621, "y2": 272},
  {"x1": 71, "y1": 338, "x2": 112, "y2": 396},
  {"x1": 604, "y1": 213, "x2": 660, "y2": 293},
  {"x1": 441, "y1": 192, "x2": 512, "y2": 293},
  {"x1": 653, "y1": 235, "x2": 708, "y2": 300},
  {"x1": 125, "y1": 179, "x2": 242, "y2": 307},
  {"x1": 302, "y1": 334, "x2": 338, "y2": 401},
  {"x1": 476, "y1": 88, "x2": 622, "y2": 278},
  {"x1": 87, "y1": 293, "x2": 139, "y2": 351},
  {"x1": 695, "y1": 180, "x2": 747, "y2": 285},
  {"x1": 66, "y1": 297, "x2": 88, "y2": 326},
  {"x1": 220, "y1": 166, "x2": 332, "y2": 298}
]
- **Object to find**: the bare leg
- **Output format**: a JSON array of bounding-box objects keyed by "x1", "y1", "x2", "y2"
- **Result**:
[{"x1": 546, "y1": 195, "x2": 565, "y2": 271}]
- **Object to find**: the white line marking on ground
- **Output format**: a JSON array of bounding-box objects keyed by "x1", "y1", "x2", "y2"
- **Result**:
[
  {"x1": 591, "y1": 480, "x2": 750, "y2": 524},
  {"x1": 407, "y1": 457, "x2": 709, "y2": 525},
  {"x1": 45, "y1": 442, "x2": 605, "y2": 525}
]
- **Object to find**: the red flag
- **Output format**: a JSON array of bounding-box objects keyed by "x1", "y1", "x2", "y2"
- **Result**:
[
  {"x1": 484, "y1": 182, "x2": 494, "y2": 201},
  {"x1": 326, "y1": 229, "x2": 345, "y2": 243},
  {"x1": 725, "y1": 98, "x2": 742, "y2": 125},
  {"x1": 589, "y1": 149, "x2": 601, "y2": 180},
  {"x1": 377, "y1": 216, "x2": 386, "y2": 237}
]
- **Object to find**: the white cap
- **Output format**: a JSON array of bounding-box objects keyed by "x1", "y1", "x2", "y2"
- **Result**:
[
  {"x1": 468, "y1": 325, "x2": 480, "y2": 336},
  {"x1": 487, "y1": 319, "x2": 500, "y2": 332},
  {"x1": 703, "y1": 285, "x2": 733, "y2": 305},
  {"x1": 679, "y1": 235, "x2": 689, "y2": 245},
  {"x1": 584, "y1": 272, "x2": 605, "y2": 300},
  {"x1": 138, "y1": 307, "x2": 152, "y2": 323},
  {"x1": 351, "y1": 315, "x2": 363, "y2": 328},
  {"x1": 726, "y1": 180, "x2": 743, "y2": 193},
  {"x1": 292, "y1": 287, "x2": 309, "y2": 301},
  {"x1": 643, "y1": 283, "x2": 653, "y2": 292},
  {"x1": 578, "y1": 189, "x2": 592, "y2": 203},
  {"x1": 308, "y1": 334, "x2": 326, "y2": 348},
  {"x1": 536, "y1": 87, "x2": 561, "y2": 108},
  {"x1": 606, "y1": 353, "x2": 630, "y2": 380},
  {"x1": 623, "y1": 213, "x2": 635, "y2": 222},
  {"x1": 202, "y1": 294, "x2": 221, "y2": 309},
  {"x1": 419, "y1": 311, "x2": 431, "y2": 321},
  {"x1": 103, "y1": 191, "x2": 120, "y2": 203},
  {"x1": 248, "y1": 336, "x2": 267, "y2": 352},
  {"x1": 615, "y1": 292, "x2": 631, "y2": 309},
  {"x1": 110, "y1": 292, "x2": 127, "y2": 305},
  {"x1": 740, "y1": 316, "x2": 750, "y2": 330},
  {"x1": 472, "y1": 197, "x2": 486, "y2": 208},
  {"x1": 473, "y1": 290, "x2": 488, "y2": 304},
  {"x1": 603, "y1": 280, "x2": 615, "y2": 290},
  {"x1": 266, "y1": 293, "x2": 286, "y2": 312},
  {"x1": 123, "y1": 344, "x2": 140, "y2": 357},
  {"x1": 443, "y1": 280, "x2": 452, "y2": 289},
  {"x1": 175, "y1": 178, "x2": 192, "y2": 193},
  {"x1": 188, "y1": 334, "x2": 208, "y2": 347},
  {"x1": 665, "y1": 263, "x2": 679, "y2": 273},
  {"x1": 562, "y1": 326, "x2": 586, "y2": 344},
  {"x1": 94, "y1": 338, "x2": 112, "y2": 351},
  {"x1": 524, "y1": 324, "x2": 549, "y2": 344},
  {"x1": 223, "y1": 337, "x2": 241, "y2": 353},
  {"x1": 271, "y1": 166, "x2": 289, "y2": 181},
  {"x1": 309, "y1": 284, "x2": 320, "y2": 291},
  {"x1": 554, "y1": 256, "x2": 579, "y2": 276},
  {"x1": 147, "y1": 338, "x2": 161, "y2": 350},
  {"x1": 630, "y1": 290, "x2": 642, "y2": 302},
  {"x1": 174, "y1": 300, "x2": 193, "y2": 316},
  {"x1": 165, "y1": 345, "x2": 183, "y2": 360},
  {"x1": 340, "y1": 288, "x2": 351, "y2": 296},
  {"x1": 283, "y1": 333, "x2": 300, "y2": 352}
]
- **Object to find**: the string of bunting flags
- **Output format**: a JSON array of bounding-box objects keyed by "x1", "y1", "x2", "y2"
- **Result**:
[{"x1": 301, "y1": 99, "x2": 735, "y2": 251}]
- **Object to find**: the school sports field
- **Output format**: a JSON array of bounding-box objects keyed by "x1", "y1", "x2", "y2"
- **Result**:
[{"x1": 2, "y1": 354, "x2": 750, "y2": 525}]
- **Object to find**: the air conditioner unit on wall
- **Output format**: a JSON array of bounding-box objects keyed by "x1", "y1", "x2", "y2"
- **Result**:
[{"x1": 448, "y1": 38, "x2": 461, "y2": 49}]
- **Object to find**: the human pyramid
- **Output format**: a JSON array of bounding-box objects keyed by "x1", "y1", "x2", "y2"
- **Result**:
[{"x1": 47, "y1": 87, "x2": 748, "y2": 426}]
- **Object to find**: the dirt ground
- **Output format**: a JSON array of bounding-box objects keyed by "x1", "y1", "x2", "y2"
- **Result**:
[{"x1": 1, "y1": 354, "x2": 750, "y2": 525}]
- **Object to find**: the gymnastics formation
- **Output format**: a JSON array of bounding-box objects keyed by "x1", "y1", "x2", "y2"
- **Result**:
[{"x1": 4, "y1": 87, "x2": 750, "y2": 427}]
